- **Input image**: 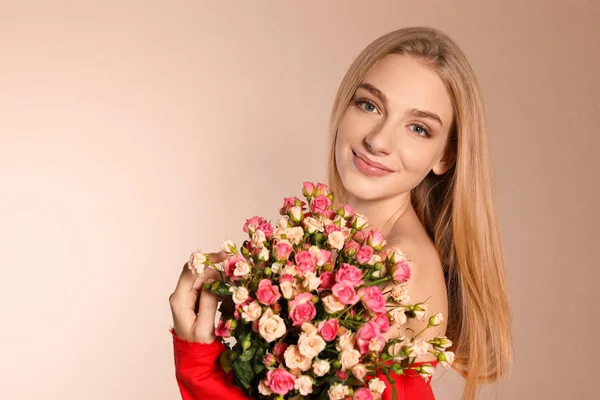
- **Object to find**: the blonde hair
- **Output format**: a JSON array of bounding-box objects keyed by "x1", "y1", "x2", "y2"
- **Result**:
[{"x1": 327, "y1": 27, "x2": 512, "y2": 399}]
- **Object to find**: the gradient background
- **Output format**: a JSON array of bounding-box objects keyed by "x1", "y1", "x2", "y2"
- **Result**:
[{"x1": 1, "y1": 1, "x2": 599, "y2": 399}]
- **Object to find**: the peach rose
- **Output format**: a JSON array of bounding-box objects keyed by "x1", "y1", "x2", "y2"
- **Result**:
[{"x1": 258, "y1": 308, "x2": 286, "y2": 343}]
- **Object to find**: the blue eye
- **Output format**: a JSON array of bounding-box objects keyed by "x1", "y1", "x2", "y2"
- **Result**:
[
  {"x1": 356, "y1": 99, "x2": 379, "y2": 113},
  {"x1": 410, "y1": 123, "x2": 432, "y2": 137}
]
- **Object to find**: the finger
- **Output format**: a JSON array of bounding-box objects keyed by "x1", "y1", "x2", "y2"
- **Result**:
[
  {"x1": 174, "y1": 251, "x2": 228, "y2": 293},
  {"x1": 194, "y1": 280, "x2": 219, "y2": 342}
]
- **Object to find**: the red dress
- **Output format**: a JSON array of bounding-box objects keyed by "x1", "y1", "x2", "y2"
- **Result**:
[{"x1": 171, "y1": 329, "x2": 438, "y2": 400}]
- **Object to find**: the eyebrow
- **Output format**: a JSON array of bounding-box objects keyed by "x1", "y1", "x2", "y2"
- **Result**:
[{"x1": 357, "y1": 82, "x2": 444, "y2": 127}]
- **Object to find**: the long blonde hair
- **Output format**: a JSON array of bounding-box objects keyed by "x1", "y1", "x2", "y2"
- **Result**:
[{"x1": 327, "y1": 27, "x2": 512, "y2": 399}]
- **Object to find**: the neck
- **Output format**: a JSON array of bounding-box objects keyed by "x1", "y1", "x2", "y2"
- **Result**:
[{"x1": 345, "y1": 191, "x2": 414, "y2": 238}]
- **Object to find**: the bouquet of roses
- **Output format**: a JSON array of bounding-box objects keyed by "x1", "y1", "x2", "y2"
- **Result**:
[{"x1": 188, "y1": 182, "x2": 454, "y2": 400}]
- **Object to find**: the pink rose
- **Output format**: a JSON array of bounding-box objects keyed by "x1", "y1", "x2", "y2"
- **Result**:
[
  {"x1": 257, "y1": 279, "x2": 281, "y2": 305},
  {"x1": 302, "y1": 181, "x2": 316, "y2": 197},
  {"x1": 372, "y1": 313, "x2": 391, "y2": 333},
  {"x1": 325, "y1": 224, "x2": 341, "y2": 236},
  {"x1": 366, "y1": 229, "x2": 386, "y2": 251},
  {"x1": 295, "y1": 250, "x2": 318, "y2": 275},
  {"x1": 258, "y1": 220, "x2": 274, "y2": 240},
  {"x1": 341, "y1": 204, "x2": 355, "y2": 218},
  {"x1": 273, "y1": 342, "x2": 289, "y2": 359},
  {"x1": 279, "y1": 197, "x2": 306, "y2": 215},
  {"x1": 342, "y1": 240, "x2": 361, "y2": 257},
  {"x1": 332, "y1": 281, "x2": 359, "y2": 305},
  {"x1": 243, "y1": 216, "x2": 262, "y2": 234},
  {"x1": 274, "y1": 241, "x2": 293, "y2": 262},
  {"x1": 335, "y1": 263, "x2": 364, "y2": 287},
  {"x1": 357, "y1": 286, "x2": 386, "y2": 314},
  {"x1": 319, "y1": 249, "x2": 333, "y2": 266},
  {"x1": 353, "y1": 230, "x2": 366, "y2": 244},
  {"x1": 266, "y1": 368, "x2": 296, "y2": 396},
  {"x1": 214, "y1": 319, "x2": 234, "y2": 338},
  {"x1": 289, "y1": 292, "x2": 317, "y2": 326},
  {"x1": 325, "y1": 210, "x2": 337, "y2": 220},
  {"x1": 319, "y1": 271, "x2": 336, "y2": 290},
  {"x1": 354, "y1": 388, "x2": 374, "y2": 400},
  {"x1": 315, "y1": 183, "x2": 330, "y2": 196},
  {"x1": 356, "y1": 322, "x2": 383, "y2": 354},
  {"x1": 356, "y1": 245, "x2": 374, "y2": 265},
  {"x1": 318, "y1": 318, "x2": 339, "y2": 341},
  {"x1": 392, "y1": 260, "x2": 411, "y2": 283},
  {"x1": 336, "y1": 370, "x2": 348, "y2": 381},
  {"x1": 224, "y1": 255, "x2": 248, "y2": 280},
  {"x1": 264, "y1": 353, "x2": 276, "y2": 367},
  {"x1": 280, "y1": 274, "x2": 294, "y2": 284}
]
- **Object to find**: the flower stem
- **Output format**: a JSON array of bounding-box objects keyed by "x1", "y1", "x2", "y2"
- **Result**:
[{"x1": 362, "y1": 277, "x2": 391, "y2": 287}]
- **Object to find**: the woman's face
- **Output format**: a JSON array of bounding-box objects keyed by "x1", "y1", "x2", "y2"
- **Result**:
[{"x1": 335, "y1": 54, "x2": 454, "y2": 202}]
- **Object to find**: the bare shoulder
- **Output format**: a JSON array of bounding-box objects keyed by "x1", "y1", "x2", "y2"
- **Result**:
[{"x1": 382, "y1": 231, "x2": 449, "y2": 345}]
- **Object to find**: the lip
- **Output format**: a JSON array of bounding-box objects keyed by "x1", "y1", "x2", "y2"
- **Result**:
[{"x1": 352, "y1": 150, "x2": 395, "y2": 177}]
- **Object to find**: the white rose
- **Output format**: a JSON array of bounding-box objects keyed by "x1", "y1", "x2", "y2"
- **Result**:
[
  {"x1": 323, "y1": 295, "x2": 345, "y2": 314},
  {"x1": 368, "y1": 337, "x2": 385, "y2": 352},
  {"x1": 277, "y1": 216, "x2": 290, "y2": 229},
  {"x1": 270, "y1": 262, "x2": 282, "y2": 274},
  {"x1": 351, "y1": 364, "x2": 367, "y2": 381},
  {"x1": 294, "y1": 375, "x2": 313, "y2": 396},
  {"x1": 429, "y1": 312, "x2": 443, "y2": 326},
  {"x1": 258, "y1": 308, "x2": 286, "y2": 343},
  {"x1": 301, "y1": 322, "x2": 318, "y2": 336},
  {"x1": 241, "y1": 300, "x2": 262, "y2": 322},
  {"x1": 327, "y1": 230, "x2": 345, "y2": 250},
  {"x1": 387, "y1": 343, "x2": 407, "y2": 360},
  {"x1": 352, "y1": 213, "x2": 369, "y2": 229},
  {"x1": 220, "y1": 240, "x2": 237, "y2": 254},
  {"x1": 298, "y1": 332, "x2": 326, "y2": 359},
  {"x1": 367, "y1": 253, "x2": 382, "y2": 266},
  {"x1": 368, "y1": 377, "x2": 386, "y2": 394},
  {"x1": 251, "y1": 229, "x2": 267, "y2": 248},
  {"x1": 287, "y1": 226, "x2": 304, "y2": 245},
  {"x1": 371, "y1": 262, "x2": 387, "y2": 278},
  {"x1": 273, "y1": 226, "x2": 287, "y2": 241},
  {"x1": 419, "y1": 364, "x2": 436, "y2": 379},
  {"x1": 258, "y1": 247, "x2": 270, "y2": 262},
  {"x1": 312, "y1": 359, "x2": 330, "y2": 377},
  {"x1": 336, "y1": 331, "x2": 356, "y2": 352},
  {"x1": 280, "y1": 281, "x2": 295, "y2": 299},
  {"x1": 189, "y1": 250, "x2": 207, "y2": 275},
  {"x1": 439, "y1": 351, "x2": 455, "y2": 368},
  {"x1": 410, "y1": 338, "x2": 430, "y2": 357},
  {"x1": 328, "y1": 383, "x2": 349, "y2": 400},
  {"x1": 303, "y1": 216, "x2": 324, "y2": 234},
  {"x1": 284, "y1": 344, "x2": 312, "y2": 371},
  {"x1": 230, "y1": 286, "x2": 249, "y2": 305},
  {"x1": 391, "y1": 284, "x2": 410, "y2": 303},
  {"x1": 386, "y1": 247, "x2": 408, "y2": 263},
  {"x1": 281, "y1": 263, "x2": 297, "y2": 277},
  {"x1": 390, "y1": 307, "x2": 407, "y2": 325},
  {"x1": 233, "y1": 260, "x2": 250, "y2": 278},
  {"x1": 303, "y1": 271, "x2": 322, "y2": 292},
  {"x1": 290, "y1": 206, "x2": 303, "y2": 221},
  {"x1": 339, "y1": 349, "x2": 361, "y2": 370},
  {"x1": 258, "y1": 379, "x2": 272, "y2": 395},
  {"x1": 413, "y1": 303, "x2": 429, "y2": 321}
]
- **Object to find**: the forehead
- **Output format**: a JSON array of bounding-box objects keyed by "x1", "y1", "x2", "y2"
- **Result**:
[{"x1": 361, "y1": 54, "x2": 454, "y2": 125}]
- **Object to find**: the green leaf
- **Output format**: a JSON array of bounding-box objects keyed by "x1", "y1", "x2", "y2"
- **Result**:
[
  {"x1": 238, "y1": 346, "x2": 257, "y2": 363},
  {"x1": 220, "y1": 350, "x2": 233, "y2": 374},
  {"x1": 232, "y1": 358, "x2": 255, "y2": 389}
]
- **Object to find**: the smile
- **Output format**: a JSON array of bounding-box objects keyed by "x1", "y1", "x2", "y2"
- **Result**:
[{"x1": 352, "y1": 150, "x2": 395, "y2": 177}]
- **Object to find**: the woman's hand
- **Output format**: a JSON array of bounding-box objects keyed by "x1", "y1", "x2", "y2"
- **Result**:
[{"x1": 169, "y1": 252, "x2": 228, "y2": 343}]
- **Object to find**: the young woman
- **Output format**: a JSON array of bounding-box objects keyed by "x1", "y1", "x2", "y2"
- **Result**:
[{"x1": 169, "y1": 26, "x2": 512, "y2": 400}]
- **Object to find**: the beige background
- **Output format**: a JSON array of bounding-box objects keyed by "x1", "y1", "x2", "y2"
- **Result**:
[{"x1": 1, "y1": 1, "x2": 599, "y2": 399}]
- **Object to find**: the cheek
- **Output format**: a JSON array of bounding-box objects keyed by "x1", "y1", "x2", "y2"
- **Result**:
[{"x1": 397, "y1": 144, "x2": 439, "y2": 173}]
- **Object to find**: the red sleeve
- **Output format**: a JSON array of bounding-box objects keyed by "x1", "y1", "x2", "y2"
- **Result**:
[
  {"x1": 171, "y1": 328, "x2": 251, "y2": 400},
  {"x1": 375, "y1": 361, "x2": 438, "y2": 400}
]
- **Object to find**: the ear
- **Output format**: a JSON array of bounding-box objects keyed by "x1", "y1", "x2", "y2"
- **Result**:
[{"x1": 432, "y1": 137, "x2": 457, "y2": 176}]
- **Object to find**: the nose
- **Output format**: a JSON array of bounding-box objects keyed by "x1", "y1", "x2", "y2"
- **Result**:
[{"x1": 364, "y1": 120, "x2": 396, "y2": 156}]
